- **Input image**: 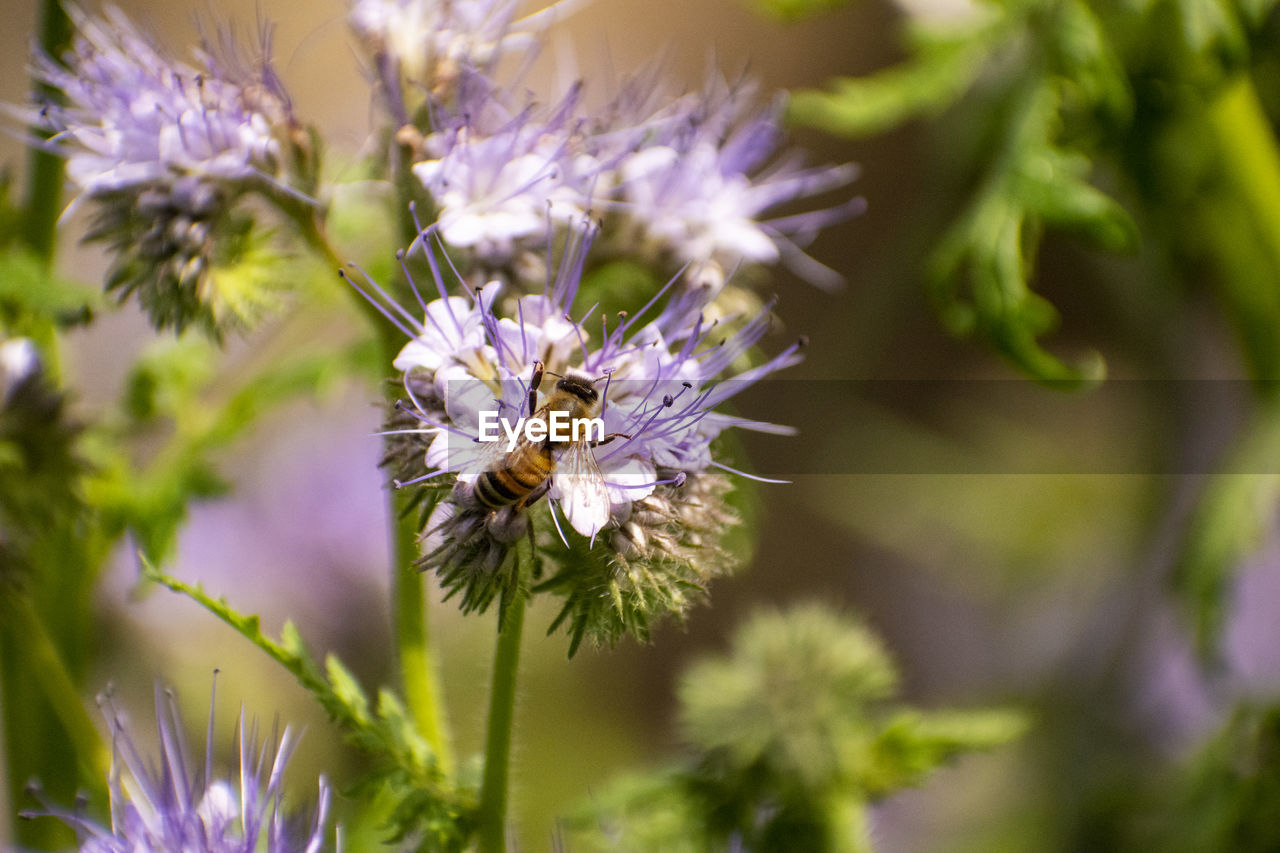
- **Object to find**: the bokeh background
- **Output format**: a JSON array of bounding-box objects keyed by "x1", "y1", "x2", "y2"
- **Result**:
[{"x1": 4, "y1": 0, "x2": 1280, "y2": 850}]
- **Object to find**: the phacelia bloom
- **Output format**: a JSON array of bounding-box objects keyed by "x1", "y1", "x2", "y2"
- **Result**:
[
  {"x1": 409, "y1": 77, "x2": 600, "y2": 263},
  {"x1": 354, "y1": 218, "x2": 802, "y2": 651},
  {"x1": 598, "y1": 75, "x2": 863, "y2": 290},
  {"x1": 404, "y1": 66, "x2": 860, "y2": 288},
  {"x1": 18, "y1": 5, "x2": 308, "y2": 334},
  {"x1": 349, "y1": 0, "x2": 585, "y2": 112},
  {"x1": 26, "y1": 685, "x2": 332, "y2": 853}
]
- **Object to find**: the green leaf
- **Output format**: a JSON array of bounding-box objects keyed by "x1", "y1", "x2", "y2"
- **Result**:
[
  {"x1": 788, "y1": 30, "x2": 991, "y2": 137},
  {"x1": 1171, "y1": 0, "x2": 1247, "y2": 62},
  {"x1": 121, "y1": 335, "x2": 219, "y2": 421},
  {"x1": 861, "y1": 708, "x2": 1028, "y2": 795},
  {"x1": 0, "y1": 248, "x2": 100, "y2": 329},
  {"x1": 325, "y1": 654, "x2": 372, "y2": 724},
  {"x1": 280, "y1": 619, "x2": 309, "y2": 659},
  {"x1": 1142, "y1": 704, "x2": 1280, "y2": 852},
  {"x1": 1052, "y1": 0, "x2": 1133, "y2": 123},
  {"x1": 924, "y1": 79, "x2": 1121, "y2": 385},
  {"x1": 1015, "y1": 149, "x2": 1139, "y2": 251}
]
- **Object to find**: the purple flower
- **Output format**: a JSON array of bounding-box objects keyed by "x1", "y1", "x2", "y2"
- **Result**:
[
  {"x1": 353, "y1": 217, "x2": 802, "y2": 647},
  {"x1": 404, "y1": 67, "x2": 860, "y2": 288},
  {"x1": 597, "y1": 74, "x2": 863, "y2": 290},
  {"x1": 409, "y1": 77, "x2": 601, "y2": 261},
  {"x1": 26, "y1": 4, "x2": 294, "y2": 208},
  {"x1": 25, "y1": 685, "x2": 333, "y2": 853},
  {"x1": 11, "y1": 5, "x2": 307, "y2": 333}
]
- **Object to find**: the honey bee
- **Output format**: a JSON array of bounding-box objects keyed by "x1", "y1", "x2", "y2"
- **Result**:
[{"x1": 471, "y1": 361, "x2": 628, "y2": 535}]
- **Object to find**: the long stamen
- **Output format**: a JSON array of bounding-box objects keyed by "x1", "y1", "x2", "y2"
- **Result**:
[
  {"x1": 516, "y1": 298, "x2": 530, "y2": 364},
  {"x1": 394, "y1": 399, "x2": 475, "y2": 440},
  {"x1": 709, "y1": 459, "x2": 790, "y2": 484},
  {"x1": 397, "y1": 248, "x2": 431, "y2": 316},
  {"x1": 393, "y1": 468, "x2": 458, "y2": 488},
  {"x1": 341, "y1": 268, "x2": 420, "y2": 339},
  {"x1": 597, "y1": 383, "x2": 692, "y2": 464}
]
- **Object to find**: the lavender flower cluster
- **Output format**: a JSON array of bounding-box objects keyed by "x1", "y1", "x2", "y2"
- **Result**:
[
  {"x1": 395, "y1": 52, "x2": 860, "y2": 286},
  {"x1": 358, "y1": 215, "x2": 804, "y2": 644}
]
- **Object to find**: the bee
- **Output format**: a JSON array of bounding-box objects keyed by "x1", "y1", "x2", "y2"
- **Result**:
[{"x1": 471, "y1": 361, "x2": 628, "y2": 535}]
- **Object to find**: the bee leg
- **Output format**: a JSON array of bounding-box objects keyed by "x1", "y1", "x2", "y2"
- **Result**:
[
  {"x1": 520, "y1": 477, "x2": 553, "y2": 508},
  {"x1": 528, "y1": 360, "x2": 545, "y2": 418},
  {"x1": 590, "y1": 432, "x2": 632, "y2": 448}
]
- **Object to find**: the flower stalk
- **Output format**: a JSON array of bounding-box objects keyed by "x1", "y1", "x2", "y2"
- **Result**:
[
  {"x1": 13, "y1": 0, "x2": 70, "y2": 380},
  {"x1": 289, "y1": 205, "x2": 456, "y2": 776},
  {"x1": 392, "y1": 497, "x2": 455, "y2": 777},
  {"x1": 21, "y1": 0, "x2": 70, "y2": 266},
  {"x1": 477, "y1": 566, "x2": 529, "y2": 853},
  {"x1": 3, "y1": 597, "x2": 108, "y2": 790},
  {"x1": 1205, "y1": 73, "x2": 1280, "y2": 304}
]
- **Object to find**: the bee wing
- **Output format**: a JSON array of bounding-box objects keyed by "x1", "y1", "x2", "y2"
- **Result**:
[
  {"x1": 554, "y1": 439, "x2": 612, "y2": 541},
  {"x1": 471, "y1": 433, "x2": 515, "y2": 480},
  {"x1": 428, "y1": 427, "x2": 506, "y2": 484},
  {"x1": 450, "y1": 406, "x2": 547, "y2": 482}
]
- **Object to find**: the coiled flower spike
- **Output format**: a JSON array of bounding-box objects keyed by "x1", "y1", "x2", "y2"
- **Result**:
[
  {"x1": 14, "y1": 4, "x2": 314, "y2": 335},
  {"x1": 351, "y1": 215, "x2": 804, "y2": 651}
]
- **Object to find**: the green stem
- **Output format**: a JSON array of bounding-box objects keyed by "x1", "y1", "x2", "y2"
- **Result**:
[
  {"x1": 14, "y1": 0, "x2": 71, "y2": 378},
  {"x1": 1199, "y1": 73, "x2": 1280, "y2": 384},
  {"x1": 391, "y1": 500, "x2": 454, "y2": 777},
  {"x1": 1205, "y1": 75, "x2": 1280, "y2": 276},
  {"x1": 3, "y1": 598, "x2": 108, "y2": 786},
  {"x1": 287, "y1": 202, "x2": 454, "y2": 775},
  {"x1": 476, "y1": 587, "x2": 528, "y2": 853},
  {"x1": 21, "y1": 0, "x2": 70, "y2": 264},
  {"x1": 1, "y1": 6, "x2": 87, "y2": 847}
]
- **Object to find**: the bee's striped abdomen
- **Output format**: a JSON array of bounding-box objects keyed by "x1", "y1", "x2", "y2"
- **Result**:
[{"x1": 474, "y1": 447, "x2": 554, "y2": 509}]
